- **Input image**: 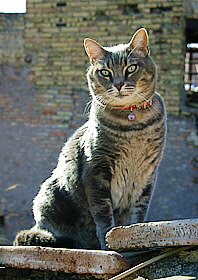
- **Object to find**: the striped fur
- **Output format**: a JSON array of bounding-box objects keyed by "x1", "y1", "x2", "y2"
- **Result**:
[{"x1": 14, "y1": 29, "x2": 166, "y2": 250}]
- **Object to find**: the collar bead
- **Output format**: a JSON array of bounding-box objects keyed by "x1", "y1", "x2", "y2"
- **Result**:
[
  {"x1": 117, "y1": 100, "x2": 152, "y2": 111},
  {"x1": 116, "y1": 100, "x2": 152, "y2": 121}
]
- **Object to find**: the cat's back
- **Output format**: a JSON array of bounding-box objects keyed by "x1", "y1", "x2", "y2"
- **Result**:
[{"x1": 51, "y1": 121, "x2": 90, "y2": 193}]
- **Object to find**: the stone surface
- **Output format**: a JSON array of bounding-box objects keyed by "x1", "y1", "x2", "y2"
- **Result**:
[
  {"x1": 0, "y1": 246, "x2": 130, "y2": 275},
  {"x1": 131, "y1": 247, "x2": 198, "y2": 280},
  {"x1": 186, "y1": 131, "x2": 198, "y2": 147},
  {"x1": 108, "y1": 247, "x2": 198, "y2": 280},
  {"x1": 106, "y1": 219, "x2": 198, "y2": 250},
  {"x1": 1, "y1": 246, "x2": 198, "y2": 279},
  {"x1": 146, "y1": 115, "x2": 198, "y2": 223}
]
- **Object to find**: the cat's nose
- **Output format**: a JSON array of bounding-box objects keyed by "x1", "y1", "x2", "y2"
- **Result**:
[{"x1": 115, "y1": 83, "x2": 124, "y2": 91}]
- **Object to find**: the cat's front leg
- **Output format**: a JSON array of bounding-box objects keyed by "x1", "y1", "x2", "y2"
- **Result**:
[
  {"x1": 131, "y1": 181, "x2": 155, "y2": 224},
  {"x1": 95, "y1": 224, "x2": 114, "y2": 250},
  {"x1": 94, "y1": 203, "x2": 115, "y2": 250},
  {"x1": 84, "y1": 175, "x2": 115, "y2": 250}
]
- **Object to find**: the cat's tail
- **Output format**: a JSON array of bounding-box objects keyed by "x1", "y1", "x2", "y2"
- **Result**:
[{"x1": 14, "y1": 229, "x2": 81, "y2": 249}]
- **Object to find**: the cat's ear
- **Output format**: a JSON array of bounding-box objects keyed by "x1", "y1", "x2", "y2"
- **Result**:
[
  {"x1": 129, "y1": 28, "x2": 149, "y2": 56},
  {"x1": 84, "y1": 38, "x2": 106, "y2": 64}
]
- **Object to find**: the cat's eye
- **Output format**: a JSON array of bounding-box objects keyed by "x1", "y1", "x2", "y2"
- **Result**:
[
  {"x1": 99, "y1": 69, "x2": 111, "y2": 77},
  {"x1": 126, "y1": 64, "x2": 138, "y2": 74}
]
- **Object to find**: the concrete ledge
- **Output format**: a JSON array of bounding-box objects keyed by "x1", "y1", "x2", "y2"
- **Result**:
[
  {"x1": 106, "y1": 219, "x2": 198, "y2": 250},
  {"x1": 0, "y1": 246, "x2": 130, "y2": 275},
  {"x1": 1, "y1": 246, "x2": 198, "y2": 280}
]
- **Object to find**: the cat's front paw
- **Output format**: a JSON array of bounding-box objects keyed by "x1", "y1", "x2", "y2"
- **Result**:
[
  {"x1": 14, "y1": 230, "x2": 33, "y2": 246},
  {"x1": 13, "y1": 229, "x2": 56, "y2": 247}
]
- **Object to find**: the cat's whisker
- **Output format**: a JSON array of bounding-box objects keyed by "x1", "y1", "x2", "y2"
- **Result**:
[
  {"x1": 124, "y1": 87, "x2": 135, "y2": 91},
  {"x1": 83, "y1": 100, "x2": 92, "y2": 115},
  {"x1": 106, "y1": 88, "x2": 114, "y2": 93},
  {"x1": 125, "y1": 91, "x2": 160, "y2": 120},
  {"x1": 136, "y1": 91, "x2": 163, "y2": 117},
  {"x1": 95, "y1": 95, "x2": 107, "y2": 110},
  {"x1": 93, "y1": 95, "x2": 105, "y2": 108},
  {"x1": 125, "y1": 85, "x2": 135, "y2": 88},
  {"x1": 134, "y1": 91, "x2": 150, "y2": 102},
  {"x1": 150, "y1": 103, "x2": 164, "y2": 118},
  {"x1": 124, "y1": 90, "x2": 149, "y2": 104},
  {"x1": 133, "y1": 91, "x2": 163, "y2": 120},
  {"x1": 148, "y1": 107, "x2": 162, "y2": 123},
  {"x1": 122, "y1": 90, "x2": 157, "y2": 119}
]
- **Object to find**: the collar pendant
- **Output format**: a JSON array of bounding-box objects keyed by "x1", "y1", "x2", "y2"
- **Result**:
[
  {"x1": 128, "y1": 108, "x2": 135, "y2": 121},
  {"x1": 116, "y1": 101, "x2": 152, "y2": 121}
]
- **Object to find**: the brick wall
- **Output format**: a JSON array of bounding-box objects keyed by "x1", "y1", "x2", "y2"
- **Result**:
[
  {"x1": 0, "y1": 14, "x2": 25, "y2": 65},
  {"x1": 0, "y1": 12, "x2": 89, "y2": 244},
  {"x1": 0, "y1": 0, "x2": 192, "y2": 244},
  {"x1": 25, "y1": 0, "x2": 186, "y2": 114}
]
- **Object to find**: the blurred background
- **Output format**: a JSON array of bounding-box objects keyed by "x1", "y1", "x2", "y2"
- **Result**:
[{"x1": 0, "y1": 0, "x2": 197, "y2": 245}]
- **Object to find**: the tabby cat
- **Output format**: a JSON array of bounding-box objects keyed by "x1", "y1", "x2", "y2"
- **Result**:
[{"x1": 14, "y1": 28, "x2": 166, "y2": 250}]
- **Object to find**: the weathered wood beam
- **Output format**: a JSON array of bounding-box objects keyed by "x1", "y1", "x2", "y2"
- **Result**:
[
  {"x1": 0, "y1": 246, "x2": 130, "y2": 275},
  {"x1": 106, "y1": 219, "x2": 198, "y2": 250}
]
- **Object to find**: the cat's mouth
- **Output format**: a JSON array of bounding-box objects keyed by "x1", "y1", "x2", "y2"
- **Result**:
[
  {"x1": 101, "y1": 87, "x2": 152, "y2": 109},
  {"x1": 116, "y1": 93, "x2": 130, "y2": 99},
  {"x1": 114, "y1": 85, "x2": 136, "y2": 98}
]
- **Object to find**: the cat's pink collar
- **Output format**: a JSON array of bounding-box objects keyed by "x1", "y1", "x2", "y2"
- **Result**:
[{"x1": 117, "y1": 100, "x2": 152, "y2": 111}]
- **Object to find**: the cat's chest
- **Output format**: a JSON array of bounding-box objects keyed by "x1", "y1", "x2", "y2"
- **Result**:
[{"x1": 110, "y1": 134, "x2": 155, "y2": 209}]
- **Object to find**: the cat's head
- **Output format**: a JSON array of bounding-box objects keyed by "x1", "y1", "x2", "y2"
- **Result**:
[{"x1": 84, "y1": 28, "x2": 157, "y2": 109}]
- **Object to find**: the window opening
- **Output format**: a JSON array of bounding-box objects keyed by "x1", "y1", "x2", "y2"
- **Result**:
[{"x1": 184, "y1": 19, "x2": 198, "y2": 109}]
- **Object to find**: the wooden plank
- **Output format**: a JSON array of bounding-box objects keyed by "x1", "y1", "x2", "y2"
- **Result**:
[
  {"x1": 106, "y1": 219, "x2": 198, "y2": 250},
  {"x1": 0, "y1": 246, "x2": 130, "y2": 275}
]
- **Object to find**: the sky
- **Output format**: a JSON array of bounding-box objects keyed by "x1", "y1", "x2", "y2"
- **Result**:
[{"x1": 0, "y1": 0, "x2": 26, "y2": 13}]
